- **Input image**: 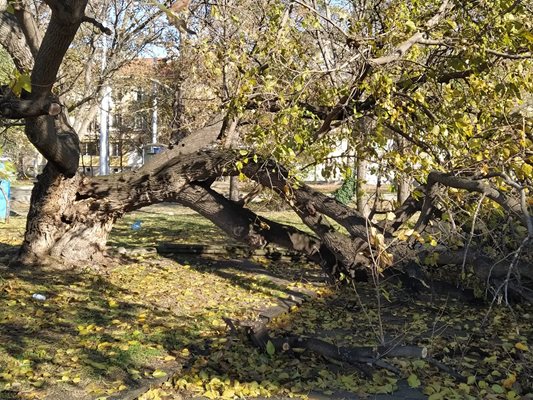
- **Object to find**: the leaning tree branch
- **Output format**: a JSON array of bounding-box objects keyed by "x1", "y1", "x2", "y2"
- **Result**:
[
  {"x1": 77, "y1": 145, "x2": 532, "y2": 292},
  {"x1": 77, "y1": 149, "x2": 344, "y2": 275},
  {"x1": 174, "y1": 182, "x2": 341, "y2": 275}
]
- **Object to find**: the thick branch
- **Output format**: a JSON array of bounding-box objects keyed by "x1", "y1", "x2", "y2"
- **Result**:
[
  {"x1": 79, "y1": 148, "x2": 372, "y2": 275},
  {"x1": 0, "y1": 96, "x2": 61, "y2": 118},
  {"x1": 11, "y1": 0, "x2": 42, "y2": 57},
  {"x1": 249, "y1": 322, "x2": 427, "y2": 366},
  {"x1": 82, "y1": 15, "x2": 112, "y2": 35},
  {"x1": 175, "y1": 183, "x2": 339, "y2": 273},
  {"x1": 427, "y1": 171, "x2": 527, "y2": 226},
  {"x1": 23, "y1": 0, "x2": 89, "y2": 176}
]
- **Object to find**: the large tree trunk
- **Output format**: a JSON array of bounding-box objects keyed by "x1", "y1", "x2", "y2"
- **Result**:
[{"x1": 19, "y1": 165, "x2": 115, "y2": 264}]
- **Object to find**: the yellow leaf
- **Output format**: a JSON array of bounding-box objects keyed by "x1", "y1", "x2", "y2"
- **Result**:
[
  {"x1": 152, "y1": 369, "x2": 167, "y2": 378},
  {"x1": 502, "y1": 373, "x2": 516, "y2": 389},
  {"x1": 108, "y1": 299, "x2": 119, "y2": 308},
  {"x1": 515, "y1": 342, "x2": 528, "y2": 351},
  {"x1": 522, "y1": 163, "x2": 532, "y2": 177},
  {"x1": 221, "y1": 388, "x2": 235, "y2": 398}
]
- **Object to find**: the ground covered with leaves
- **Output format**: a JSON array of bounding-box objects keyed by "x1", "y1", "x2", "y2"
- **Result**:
[{"x1": 1, "y1": 207, "x2": 532, "y2": 400}]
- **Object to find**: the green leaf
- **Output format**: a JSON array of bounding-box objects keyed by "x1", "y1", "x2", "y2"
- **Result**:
[
  {"x1": 406, "y1": 20, "x2": 417, "y2": 31},
  {"x1": 266, "y1": 340, "x2": 275, "y2": 356},
  {"x1": 523, "y1": 30, "x2": 533, "y2": 43},
  {"x1": 85, "y1": 360, "x2": 108, "y2": 371},
  {"x1": 445, "y1": 19, "x2": 458, "y2": 30},
  {"x1": 491, "y1": 384, "x2": 504, "y2": 394},
  {"x1": 20, "y1": 73, "x2": 31, "y2": 93},
  {"x1": 407, "y1": 374, "x2": 421, "y2": 388}
]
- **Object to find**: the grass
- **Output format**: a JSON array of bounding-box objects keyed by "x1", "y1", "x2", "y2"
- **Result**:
[
  {"x1": 109, "y1": 205, "x2": 312, "y2": 249},
  {"x1": 1, "y1": 207, "x2": 532, "y2": 400}
]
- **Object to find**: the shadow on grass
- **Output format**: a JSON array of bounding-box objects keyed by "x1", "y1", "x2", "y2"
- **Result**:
[
  {"x1": 0, "y1": 257, "x2": 214, "y2": 399},
  {"x1": 162, "y1": 253, "x2": 326, "y2": 301}
]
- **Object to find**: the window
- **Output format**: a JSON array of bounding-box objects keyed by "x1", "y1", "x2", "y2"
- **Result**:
[
  {"x1": 134, "y1": 112, "x2": 148, "y2": 130},
  {"x1": 81, "y1": 141, "x2": 98, "y2": 156},
  {"x1": 136, "y1": 89, "x2": 147, "y2": 102},
  {"x1": 111, "y1": 142, "x2": 121, "y2": 157}
]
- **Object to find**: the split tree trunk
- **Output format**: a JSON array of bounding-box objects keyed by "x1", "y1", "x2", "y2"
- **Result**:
[{"x1": 16, "y1": 147, "x2": 533, "y2": 303}]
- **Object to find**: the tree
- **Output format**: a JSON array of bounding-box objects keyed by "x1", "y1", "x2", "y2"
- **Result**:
[{"x1": 0, "y1": 0, "x2": 531, "y2": 302}]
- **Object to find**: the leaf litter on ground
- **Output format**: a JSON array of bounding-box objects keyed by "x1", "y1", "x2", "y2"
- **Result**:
[{"x1": 0, "y1": 208, "x2": 532, "y2": 399}]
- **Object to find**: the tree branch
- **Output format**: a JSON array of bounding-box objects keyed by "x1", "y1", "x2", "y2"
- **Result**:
[
  {"x1": 426, "y1": 171, "x2": 528, "y2": 227},
  {"x1": 82, "y1": 15, "x2": 112, "y2": 35},
  {"x1": 0, "y1": 96, "x2": 62, "y2": 118},
  {"x1": 369, "y1": 0, "x2": 452, "y2": 65},
  {"x1": 22, "y1": 0, "x2": 90, "y2": 176},
  {"x1": 10, "y1": 0, "x2": 42, "y2": 57}
]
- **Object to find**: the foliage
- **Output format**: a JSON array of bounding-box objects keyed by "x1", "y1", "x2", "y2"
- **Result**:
[
  {"x1": 334, "y1": 172, "x2": 357, "y2": 205},
  {"x1": 166, "y1": 0, "x2": 533, "y2": 285},
  {"x1": 175, "y1": 0, "x2": 532, "y2": 177}
]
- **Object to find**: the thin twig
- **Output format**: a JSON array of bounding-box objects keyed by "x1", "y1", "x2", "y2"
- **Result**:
[{"x1": 461, "y1": 194, "x2": 485, "y2": 276}]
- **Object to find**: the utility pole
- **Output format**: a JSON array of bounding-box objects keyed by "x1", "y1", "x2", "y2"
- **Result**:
[
  {"x1": 99, "y1": 36, "x2": 111, "y2": 176},
  {"x1": 151, "y1": 58, "x2": 158, "y2": 144}
]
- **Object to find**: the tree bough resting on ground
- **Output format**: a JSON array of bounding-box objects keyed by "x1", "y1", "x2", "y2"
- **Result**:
[{"x1": 0, "y1": 0, "x2": 532, "y2": 303}]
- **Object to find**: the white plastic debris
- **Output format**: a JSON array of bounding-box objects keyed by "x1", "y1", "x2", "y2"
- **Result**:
[{"x1": 32, "y1": 293, "x2": 46, "y2": 301}]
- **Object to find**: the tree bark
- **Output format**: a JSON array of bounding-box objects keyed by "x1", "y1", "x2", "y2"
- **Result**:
[
  {"x1": 0, "y1": 0, "x2": 34, "y2": 71},
  {"x1": 397, "y1": 174, "x2": 412, "y2": 205}
]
